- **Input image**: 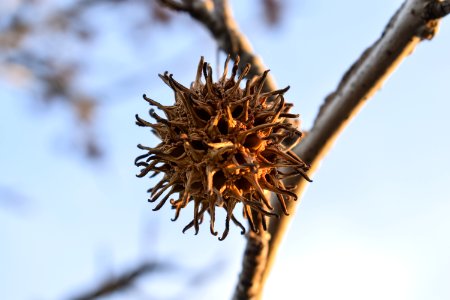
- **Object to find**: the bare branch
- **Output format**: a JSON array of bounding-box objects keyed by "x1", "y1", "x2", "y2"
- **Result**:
[
  {"x1": 158, "y1": 0, "x2": 276, "y2": 91},
  {"x1": 68, "y1": 262, "x2": 162, "y2": 300},
  {"x1": 425, "y1": 0, "x2": 450, "y2": 19},
  {"x1": 262, "y1": 0, "x2": 282, "y2": 25},
  {"x1": 232, "y1": 231, "x2": 270, "y2": 300},
  {"x1": 159, "y1": 0, "x2": 189, "y2": 11},
  {"x1": 260, "y1": 0, "x2": 447, "y2": 295}
]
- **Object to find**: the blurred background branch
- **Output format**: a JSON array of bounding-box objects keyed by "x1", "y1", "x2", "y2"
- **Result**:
[
  {"x1": 0, "y1": 0, "x2": 173, "y2": 159},
  {"x1": 0, "y1": 184, "x2": 29, "y2": 214},
  {"x1": 69, "y1": 261, "x2": 166, "y2": 300}
]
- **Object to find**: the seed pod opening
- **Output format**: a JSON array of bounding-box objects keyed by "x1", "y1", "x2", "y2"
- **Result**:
[{"x1": 135, "y1": 56, "x2": 310, "y2": 240}]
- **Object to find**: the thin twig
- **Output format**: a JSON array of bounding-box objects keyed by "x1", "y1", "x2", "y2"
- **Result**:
[
  {"x1": 159, "y1": 0, "x2": 191, "y2": 11},
  {"x1": 69, "y1": 262, "x2": 162, "y2": 300}
]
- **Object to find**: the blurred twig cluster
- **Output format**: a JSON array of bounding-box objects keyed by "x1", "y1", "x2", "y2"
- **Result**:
[{"x1": 0, "y1": 0, "x2": 173, "y2": 158}]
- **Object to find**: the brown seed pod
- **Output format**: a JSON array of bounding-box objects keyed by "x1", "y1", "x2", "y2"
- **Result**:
[{"x1": 135, "y1": 56, "x2": 310, "y2": 240}]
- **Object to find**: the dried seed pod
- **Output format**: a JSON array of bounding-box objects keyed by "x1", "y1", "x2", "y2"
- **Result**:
[{"x1": 135, "y1": 56, "x2": 310, "y2": 240}]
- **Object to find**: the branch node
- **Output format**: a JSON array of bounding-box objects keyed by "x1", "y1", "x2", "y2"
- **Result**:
[{"x1": 424, "y1": 1, "x2": 450, "y2": 20}]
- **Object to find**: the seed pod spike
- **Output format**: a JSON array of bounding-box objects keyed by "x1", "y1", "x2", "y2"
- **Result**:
[
  {"x1": 264, "y1": 176, "x2": 298, "y2": 201},
  {"x1": 261, "y1": 215, "x2": 268, "y2": 230},
  {"x1": 206, "y1": 165, "x2": 216, "y2": 195},
  {"x1": 219, "y1": 198, "x2": 237, "y2": 241},
  {"x1": 135, "y1": 114, "x2": 154, "y2": 127},
  {"x1": 158, "y1": 72, "x2": 170, "y2": 86},
  {"x1": 261, "y1": 178, "x2": 293, "y2": 216},
  {"x1": 225, "y1": 63, "x2": 251, "y2": 96},
  {"x1": 252, "y1": 69, "x2": 270, "y2": 103},
  {"x1": 275, "y1": 192, "x2": 289, "y2": 216},
  {"x1": 179, "y1": 171, "x2": 194, "y2": 207},
  {"x1": 260, "y1": 85, "x2": 291, "y2": 99},
  {"x1": 220, "y1": 54, "x2": 231, "y2": 83},
  {"x1": 209, "y1": 199, "x2": 218, "y2": 236},
  {"x1": 171, "y1": 196, "x2": 188, "y2": 221},
  {"x1": 151, "y1": 176, "x2": 178, "y2": 200},
  {"x1": 194, "y1": 56, "x2": 205, "y2": 88},
  {"x1": 193, "y1": 198, "x2": 201, "y2": 234},
  {"x1": 238, "y1": 122, "x2": 281, "y2": 141},
  {"x1": 136, "y1": 160, "x2": 159, "y2": 178},
  {"x1": 182, "y1": 220, "x2": 195, "y2": 234},
  {"x1": 244, "y1": 204, "x2": 257, "y2": 232},
  {"x1": 168, "y1": 74, "x2": 191, "y2": 95},
  {"x1": 152, "y1": 185, "x2": 178, "y2": 211},
  {"x1": 134, "y1": 152, "x2": 152, "y2": 165},
  {"x1": 142, "y1": 94, "x2": 177, "y2": 120},
  {"x1": 229, "y1": 55, "x2": 241, "y2": 82},
  {"x1": 219, "y1": 215, "x2": 231, "y2": 241},
  {"x1": 176, "y1": 92, "x2": 199, "y2": 126},
  {"x1": 244, "y1": 200, "x2": 278, "y2": 218},
  {"x1": 231, "y1": 214, "x2": 246, "y2": 235}
]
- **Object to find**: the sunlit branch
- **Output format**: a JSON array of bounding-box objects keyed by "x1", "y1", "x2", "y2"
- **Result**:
[
  {"x1": 425, "y1": 0, "x2": 450, "y2": 19},
  {"x1": 262, "y1": 0, "x2": 447, "y2": 296}
]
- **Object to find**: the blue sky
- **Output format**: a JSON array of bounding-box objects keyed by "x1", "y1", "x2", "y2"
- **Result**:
[{"x1": 1, "y1": 0, "x2": 450, "y2": 299}]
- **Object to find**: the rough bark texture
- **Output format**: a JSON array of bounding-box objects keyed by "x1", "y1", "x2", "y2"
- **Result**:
[
  {"x1": 425, "y1": 0, "x2": 450, "y2": 19},
  {"x1": 232, "y1": 231, "x2": 270, "y2": 300}
]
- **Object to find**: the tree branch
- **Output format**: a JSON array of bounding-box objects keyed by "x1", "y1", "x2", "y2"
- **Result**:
[
  {"x1": 68, "y1": 262, "x2": 162, "y2": 300},
  {"x1": 260, "y1": 0, "x2": 447, "y2": 295},
  {"x1": 425, "y1": 0, "x2": 450, "y2": 19},
  {"x1": 232, "y1": 231, "x2": 270, "y2": 300},
  {"x1": 158, "y1": 0, "x2": 276, "y2": 91}
]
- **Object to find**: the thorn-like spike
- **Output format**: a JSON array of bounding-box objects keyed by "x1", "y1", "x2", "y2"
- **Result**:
[
  {"x1": 221, "y1": 54, "x2": 231, "y2": 82},
  {"x1": 194, "y1": 56, "x2": 205, "y2": 88},
  {"x1": 230, "y1": 55, "x2": 241, "y2": 80}
]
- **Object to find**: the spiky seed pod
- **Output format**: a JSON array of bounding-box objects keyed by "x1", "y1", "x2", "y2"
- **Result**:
[{"x1": 135, "y1": 56, "x2": 310, "y2": 240}]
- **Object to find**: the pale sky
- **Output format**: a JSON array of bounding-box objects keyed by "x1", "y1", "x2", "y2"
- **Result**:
[{"x1": 1, "y1": 0, "x2": 450, "y2": 299}]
